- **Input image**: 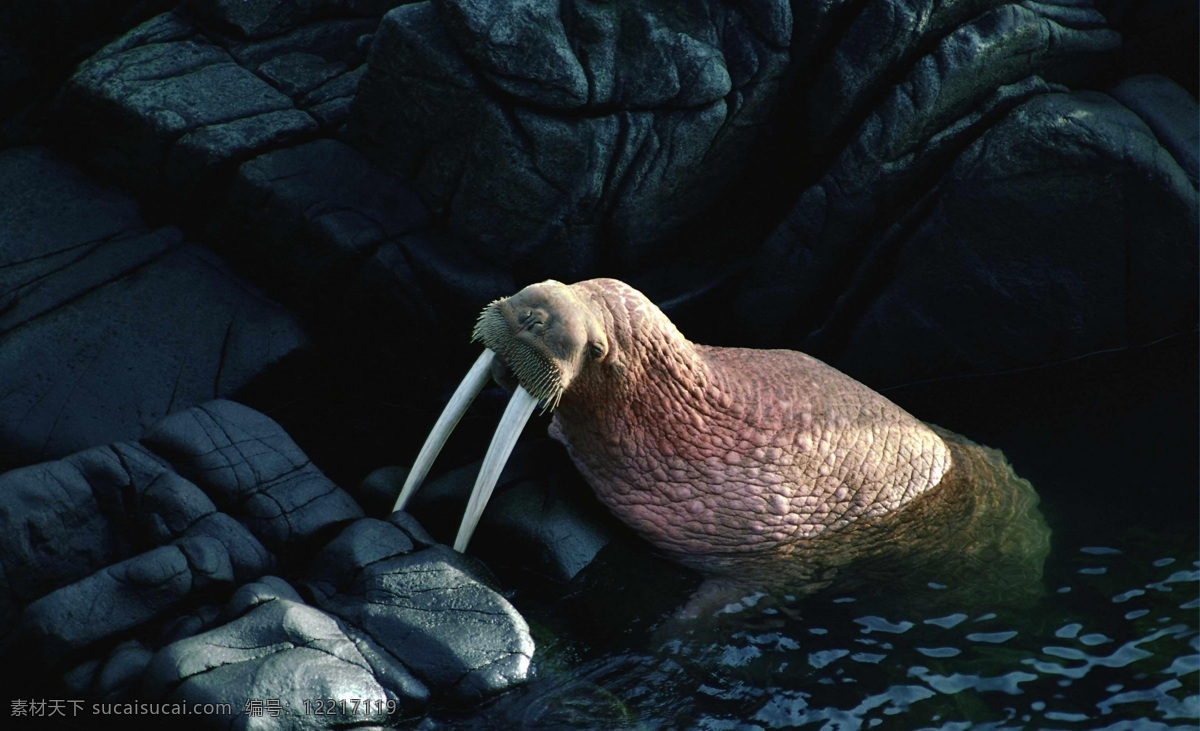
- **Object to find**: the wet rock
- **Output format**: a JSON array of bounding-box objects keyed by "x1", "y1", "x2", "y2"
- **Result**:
[
  {"x1": 1095, "y1": 0, "x2": 1198, "y2": 96},
  {"x1": 351, "y1": 0, "x2": 792, "y2": 279},
  {"x1": 0, "y1": 147, "x2": 308, "y2": 468},
  {"x1": 142, "y1": 400, "x2": 364, "y2": 553},
  {"x1": 303, "y1": 519, "x2": 535, "y2": 702},
  {"x1": 93, "y1": 640, "x2": 155, "y2": 702},
  {"x1": 145, "y1": 594, "x2": 425, "y2": 724},
  {"x1": 0, "y1": 398, "x2": 359, "y2": 665},
  {"x1": 0, "y1": 403, "x2": 538, "y2": 719}
]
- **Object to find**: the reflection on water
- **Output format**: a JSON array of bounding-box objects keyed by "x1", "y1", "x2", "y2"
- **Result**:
[{"x1": 432, "y1": 546, "x2": 1197, "y2": 730}]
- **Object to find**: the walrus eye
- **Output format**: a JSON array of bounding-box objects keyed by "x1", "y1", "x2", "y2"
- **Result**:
[{"x1": 588, "y1": 342, "x2": 605, "y2": 359}]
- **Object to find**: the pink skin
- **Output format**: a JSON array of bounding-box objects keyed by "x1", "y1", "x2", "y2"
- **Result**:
[{"x1": 481, "y1": 279, "x2": 952, "y2": 575}]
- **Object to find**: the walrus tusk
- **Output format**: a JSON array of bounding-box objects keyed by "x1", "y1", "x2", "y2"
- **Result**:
[
  {"x1": 454, "y1": 385, "x2": 540, "y2": 552},
  {"x1": 392, "y1": 349, "x2": 496, "y2": 513}
]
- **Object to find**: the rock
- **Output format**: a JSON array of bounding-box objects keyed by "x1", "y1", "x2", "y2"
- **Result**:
[
  {"x1": 0, "y1": 403, "x2": 545, "y2": 720},
  {"x1": 55, "y1": 12, "x2": 317, "y2": 197},
  {"x1": 407, "y1": 439, "x2": 618, "y2": 584},
  {"x1": 357, "y1": 465, "x2": 410, "y2": 515},
  {"x1": 222, "y1": 17, "x2": 379, "y2": 129},
  {"x1": 1109, "y1": 74, "x2": 1199, "y2": 185},
  {"x1": 93, "y1": 640, "x2": 155, "y2": 701},
  {"x1": 20, "y1": 545, "x2": 198, "y2": 666},
  {"x1": 303, "y1": 519, "x2": 534, "y2": 702},
  {"x1": 0, "y1": 438, "x2": 274, "y2": 643},
  {"x1": 145, "y1": 596, "x2": 426, "y2": 724},
  {"x1": 350, "y1": 0, "x2": 792, "y2": 279},
  {"x1": 733, "y1": 2, "x2": 1200, "y2": 385},
  {"x1": 219, "y1": 139, "x2": 429, "y2": 309},
  {"x1": 0, "y1": 147, "x2": 309, "y2": 468},
  {"x1": 186, "y1": 0, "x2": 411, "y2": 39},
  {"x1": 813, "y1": 89, "x2": 1198, "y2": 387},
  {"x1": 0, "y1": 398, "x2": 358, "y2": 664},
  {"x1": 142, "y1": 400, "x2": 364, "y2": 553}
]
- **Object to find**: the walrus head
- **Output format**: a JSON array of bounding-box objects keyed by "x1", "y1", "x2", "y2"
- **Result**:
[
  {"x1": 471, "y1": 279, "x2": 612, "y2": 412},
  {"x1": 392, "y1": 278, "x2": 692, "y2": 551}
]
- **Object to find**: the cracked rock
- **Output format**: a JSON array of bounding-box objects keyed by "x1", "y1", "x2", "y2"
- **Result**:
[
  {"x1": 351, "y1": 0, "x2": 792, "y2": 279},
  {"x1": 0, "y1": 147, "x2": 308, "y2": 469},
  {"x1": 144, "y1": 590, "x2": 426, "y2": 726},
  {"x1": 303, "y1": 519, "x2": 535, "y2": 702},
  {"x1": 55, "y1": 12, "x2": 317, "y2": 199},
  {"x1": 142, "y1": 400, "x2": 365, "y2": 553},
  {"x1": 0, "y1": 402, "x2": 507, "y2": 724},
  {"x1": 219, "y1": 138, "x2": 429, "y2": 309},
  {"x1": 735, "y1": 1, "x2": 1196, "y2": 385}
]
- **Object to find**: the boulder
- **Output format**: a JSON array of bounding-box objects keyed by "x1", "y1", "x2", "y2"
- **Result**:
[
  {"x1": 0, "y1": 147, "x2": 308, "y2": 469},
  {"x1": 304, "y1": 519, "x2": 535, "y2": 702},
  {"x1": 351, "y1": 0, "x2": 792, "y2": 279}
]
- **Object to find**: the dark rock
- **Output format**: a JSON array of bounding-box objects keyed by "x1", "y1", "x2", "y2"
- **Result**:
[
  {"x1": 386, "y1": 511, "x2": 437, "y2": 549},
  {"x1": 93, "y1": 640, "x2": 154, "y2": 701},
  {"x1": 303, "y1": 521, "x2": 534, "y2": 702},
  {"x1": 187, "y1": 0, "x2": 411, "y2": 39},
  {"x1": 0, "y1": 435, "x2": 272, "y2": 646},
  {"x1": 0, "y1": 449, "x2": 142, "y2": 629},
  {"x1": 220, "y1": 138, "x2": 429, "y2": 308},
  {"x1": 733, "y1": 3, "x2": 1200, "y2": 385},
  {"x1": 220, "y1": 575, "x2": 305, "y2": 619},
  {"x1": 357, "y1": 465, "x2": 410, "y2": 515},
  {"x1": 156, "y1": 604, "x2": 224, "y2": 647},
  {"x1": 305, "y1": 518, "x2": 416, "y2": 598},
  {"x1": 303, "y1": 65, "x2": 368, "y2": 127},
  {"x1": 142, "y1": 400, "x2": 364, "y2": 553},
  {"x1": 56, "y1": 12, "x2": 317, "y2": 197},
  {"x1": 0, "y1": 397, "x2": 529, "y2": 717},
  {"x1": 186, "y1": 0, "x2": 329, "y2": 39},
  {"x1": 350, "y1": 0, "x2": 792, "y2": 279},
  {"x1": 755, "y1": 87, "x2": 1199, "y2": 388},
  {"x1": 406, "y1": 438, "x2": 618, "y2": 584},
  {"x1": 478, "y1": 478, "x2": 615, "y2": 585},
  {"x1": 223, "y1": 17, "x2": 378, "y2": 128},
  {"x1": 0, "y1": 147, "x2": 309, "y2": 468},
  {"x1": 1109, "y1": 74, "x2": 1199, "y2": 186},
  {"x1": 1095, "y1": 0, "x2": 1198, "y2": 96},
  {"x1": 798, "y1": 1, "x2": 1118, "y2": 160},
  {"x1": 20, "y1": 545, "x2": 195, "y2": 666}
]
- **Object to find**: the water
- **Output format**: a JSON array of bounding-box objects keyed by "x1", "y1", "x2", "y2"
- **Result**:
[{"x1": 414, "y1": 334, "x2": 1198, "y2": 730}]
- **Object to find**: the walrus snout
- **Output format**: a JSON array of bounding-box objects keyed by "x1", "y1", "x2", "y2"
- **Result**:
[{"x1": 392, "y1": 280, "x2": 597, "y2": 551}]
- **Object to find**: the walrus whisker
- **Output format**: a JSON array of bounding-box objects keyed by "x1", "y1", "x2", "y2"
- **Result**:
[
  {"x1": 392, "y1": 349, "x2": 496, "y2": 513},
  {"x1": 454, "y1": 385, "x2": 540, "y2": 552}
]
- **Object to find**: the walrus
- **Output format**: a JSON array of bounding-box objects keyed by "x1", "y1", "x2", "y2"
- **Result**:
[{"x1": 394, "y1": 278, "x2": 1047, "y2": 598}]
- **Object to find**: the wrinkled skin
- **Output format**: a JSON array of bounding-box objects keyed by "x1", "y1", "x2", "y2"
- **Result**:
[{"x1": 476, "y1": 279, "x2": 966, "y2": 577}]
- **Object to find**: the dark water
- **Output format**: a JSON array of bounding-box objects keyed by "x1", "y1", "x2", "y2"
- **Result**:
[{"x1": 415, "y1": 333, "x2": 1199, "y2": 730}]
